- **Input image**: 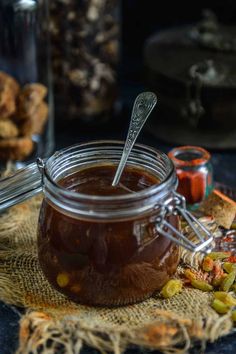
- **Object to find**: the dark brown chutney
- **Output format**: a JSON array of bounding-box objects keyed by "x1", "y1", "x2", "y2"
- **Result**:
[{"x1": 38, "y1": 164, "x2": 180, "y2": 306}]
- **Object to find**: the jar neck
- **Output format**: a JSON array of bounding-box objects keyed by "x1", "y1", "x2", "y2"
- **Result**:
[
  {"x1": 42, "y1": 141, "x2": 178, "y2": 220},
  {"x1": 168, "y1": 145, "x2": 211, "y2": 170}
]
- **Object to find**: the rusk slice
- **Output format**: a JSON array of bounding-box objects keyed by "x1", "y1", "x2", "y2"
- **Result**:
[
  {"x1": 0, "y1": 119, "x2": 19, "y2": 138},
  {"x1": 17, "y1": 83, "x2": 47, "y2": 118},
  {"x1": 0, "y1": 137, "x2": 34, "y2": 161},
  {"x1": 0, "y1": 71, "x2": 20, "y2": 96},
  {"x1": 201, "y1": 189, "x2": 236, "y2": 229}
]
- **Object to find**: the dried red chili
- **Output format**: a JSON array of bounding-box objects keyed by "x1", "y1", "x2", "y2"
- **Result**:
[{"x1": 168, "y1": 146, "x2": 213, "y2": 207}]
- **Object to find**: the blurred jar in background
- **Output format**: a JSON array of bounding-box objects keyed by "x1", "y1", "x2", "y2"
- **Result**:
[
  {"x1": 49, "y1": 0, "x2": 120, "y2": 127},
  {"x1": 0, "y1": 0, "x2": 54, "y2": 168},
  {"x1": 168, "y1": 146, "x2": 214, "y2": 209}
]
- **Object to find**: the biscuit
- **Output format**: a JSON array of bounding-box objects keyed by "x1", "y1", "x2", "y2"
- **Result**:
[{"x1": 0, "y1": 137, "x2": 34, "y2": 161}]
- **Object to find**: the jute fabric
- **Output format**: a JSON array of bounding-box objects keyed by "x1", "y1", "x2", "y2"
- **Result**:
[{"x1": 0, "y1": 197, "x2": 233, "y2": 354}]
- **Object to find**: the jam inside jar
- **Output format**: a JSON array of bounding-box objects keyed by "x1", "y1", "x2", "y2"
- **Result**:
[{"x1": 37, "y1": 141, "x2": 180, "y2": 306}]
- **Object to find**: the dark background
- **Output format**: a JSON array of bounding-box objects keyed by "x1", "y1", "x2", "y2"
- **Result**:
[
  {"x1": 120, "y1": 0, "x2": 236, "y2": 91},
  {"x1": 122, "y1": 0, "x2": 236, "y2": 61}
]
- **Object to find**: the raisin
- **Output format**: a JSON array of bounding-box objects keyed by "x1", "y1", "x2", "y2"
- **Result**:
[
  {"x1": 191, "y1": 279, "x2": 213, "y2": 292},
  {"x1": 56, "y1": 272, "x2": 70, "y2": 288},
  {"x1": 214, "y1": 291, "x2": 236, "y2": 306},
  {"x1": 208, "y1": 252, "x2": 230, "y2": 261},
  {"x1": 202, "y1": 256, "x2": 214, "y2": 272},
  {"x1": 223, "y1": 262, "x2": 236, "y2": 274},
  {"x1": 160, "y1": 279, "x2": 182, "y2": 298},
  {"x1": 220, "y1": 271, "x2": 236, "y2": 292},
  {"x1": 212, "y1": 299, "x2": 230, "y2": 314}
]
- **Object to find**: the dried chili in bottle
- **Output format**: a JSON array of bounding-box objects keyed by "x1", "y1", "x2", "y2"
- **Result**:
[{"x1": 168, "y1": 146, "x2": 213, "y2": 208}]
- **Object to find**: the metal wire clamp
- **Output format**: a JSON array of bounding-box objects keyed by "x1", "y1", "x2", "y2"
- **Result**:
[{"x1": 155, "y1": 192, "x2": 214, "y2": 253}]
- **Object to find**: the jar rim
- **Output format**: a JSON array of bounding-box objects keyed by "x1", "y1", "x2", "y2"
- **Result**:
[
  {"x1": 168, "y1": 145, "x2": 211, "y2": 168},
  {"x1": 44, "y1": 140, "x2": 176, "y2": 203}
]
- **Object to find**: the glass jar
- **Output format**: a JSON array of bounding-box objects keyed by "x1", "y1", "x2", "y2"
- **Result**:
[
  {"x1": 0, "y1": 141, "x2": 214, "y2": 306},
  {"x1": 0, "y1": 0, "x2": 54, "y2": 168},
  {"x1": 37, "y1": 141, "x2": 180, "y2": 306},
  {"x1": 168, "y1": 146, "x2": 214, "y2": 209},
  {"x1": 49, "y1": 0, "x2": 120, "y2": 127}
]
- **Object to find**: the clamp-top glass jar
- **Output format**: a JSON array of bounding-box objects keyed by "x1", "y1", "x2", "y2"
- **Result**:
[
  {"x1": 0, "y1": 0, "x2": 54, "y2": 168},
  {"x1": 37, "y1": 141, "x2": 180, "y2": 306},
  {"x1": 0, "y1": 141, "x2": 213, "y2": 306}
]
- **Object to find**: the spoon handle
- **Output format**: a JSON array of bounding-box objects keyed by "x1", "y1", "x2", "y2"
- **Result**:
[{"x1": 112, "y1": 92, "x2": 157, "y2": 186}]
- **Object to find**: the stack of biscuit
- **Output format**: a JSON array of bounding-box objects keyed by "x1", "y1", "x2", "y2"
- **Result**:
[{"x1": 0, "y1": 71, "x2": 48, "y2": 161}]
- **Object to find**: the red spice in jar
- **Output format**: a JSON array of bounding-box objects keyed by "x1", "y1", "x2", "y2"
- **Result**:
[{"x1": 168, "y1": 146, "x2": 213, "y2": 206}]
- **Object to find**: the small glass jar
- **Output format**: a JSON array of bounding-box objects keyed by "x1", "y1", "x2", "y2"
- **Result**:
[
  {"x1": 168, "y1": 146, "x2": 213, "y2": 209},
  {"x1": 0, "y1": 0, "x2": 54, "y2": 168},
  {"x1": 0, "y1": 141, "x2": 214, "y2": 306}
]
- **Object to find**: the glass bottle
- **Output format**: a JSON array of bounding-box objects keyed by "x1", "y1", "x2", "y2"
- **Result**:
[
  {"x1": 49, "y1": 0, "x2": 120, "y2": 128},
  {"x1": 0, "y1": 0, "x2": 54, "y2": 168}
]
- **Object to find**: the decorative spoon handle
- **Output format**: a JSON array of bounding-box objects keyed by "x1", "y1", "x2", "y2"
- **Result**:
[{"x1": 112, "y1": 91, "x2": 157, "y2": 186}]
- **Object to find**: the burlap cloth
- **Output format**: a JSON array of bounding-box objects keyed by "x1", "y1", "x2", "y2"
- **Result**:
[{"x1": 0, "y1": 196, "x2": 234, "y2": 354}]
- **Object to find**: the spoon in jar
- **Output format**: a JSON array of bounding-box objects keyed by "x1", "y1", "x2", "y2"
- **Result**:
[{"x1": 112, "y1": 91, "x2": 157, "y2": 187}]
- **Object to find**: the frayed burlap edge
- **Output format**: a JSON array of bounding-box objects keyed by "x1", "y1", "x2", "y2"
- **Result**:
[
  {"x1": 16, "y1": 309, "x2": 233, "y2": 354},
  {"x1": 0, "y1": 198, "x2": 234, "y2": 354}
]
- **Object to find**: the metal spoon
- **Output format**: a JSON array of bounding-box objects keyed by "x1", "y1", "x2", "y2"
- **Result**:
[{"x1": 112, "y1": 91, "x2": 157, "y2": 186}]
